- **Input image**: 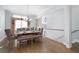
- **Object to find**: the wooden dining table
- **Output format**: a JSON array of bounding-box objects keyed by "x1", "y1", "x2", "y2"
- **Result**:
[{"x1": 14, "y1": 30, "x2": 41, "y2": 37}]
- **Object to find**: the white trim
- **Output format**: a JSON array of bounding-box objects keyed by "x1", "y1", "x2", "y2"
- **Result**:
[
  {"x1": 72, "y1": 39, "x2": 79, "y2": 43},
  {"x1": 0, "y1": 35, "x2": 6, "y2": 42},
  {"x1": 45, "y1": 36, "x2": 66, "y2": 45},
  {"x1": 64, "y1": 6, "x2": 72, "y2": 48},
  {"x1": 45, "y1": 36, "x2": 73, "y2": 49}
]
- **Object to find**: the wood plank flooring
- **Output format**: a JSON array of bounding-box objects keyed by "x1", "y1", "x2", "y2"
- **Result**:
[{"x1": 0, "y1": 37, "x2": 79, "y2": 53}]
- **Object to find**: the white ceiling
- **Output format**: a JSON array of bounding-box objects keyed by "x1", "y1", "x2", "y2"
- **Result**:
[{"x1": 2, "y1": 5, "x2": 53, "y2": 16}]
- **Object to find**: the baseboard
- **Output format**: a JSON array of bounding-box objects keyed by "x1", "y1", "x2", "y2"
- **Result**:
[
  {"x1": 45, "y1": 36, "x2": 71, "y2": 48},
  {"x1": 72, "y1": 39, "x2": 79, "y2": 43},
  {"x1": 0, "y1": 35, "x2": 6, "y2": 43},
  {"x1": 45, "y1": 36, "x2": 66, "y2": 46}
]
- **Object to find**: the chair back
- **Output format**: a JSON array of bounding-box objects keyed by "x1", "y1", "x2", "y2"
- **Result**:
[
  {"x1": 39, "y1": 28, "x2": 43, "y2": 35},
  {"x1": 17, "y1": 28, "x2": 25, "y2": 32},
  {"x1": 31, "y1": 27, "x2": 34, "y2": 31},
  {"x1": 5, "y1": 29, "x2": 12, "y2": 37}
]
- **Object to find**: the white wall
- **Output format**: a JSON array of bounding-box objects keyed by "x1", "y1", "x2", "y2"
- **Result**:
[
  {"x1": 37, "y1": 6, "x2": 65, "y2": 44},
  {"x1": 28, "y1": 15, "x2": 37, "y2": 28},
  {"x1": 72, "y1": 6, "x2": 79, "y2": 31},
  {"x1": 38, "y1": 5, "x2": 79, "y2": 45},
  {"x1": 0, "y1": 7, "x2": 6, "y2": 42},
  {"x1": 5, "y1": 10, "x2": 13, "y2": 29},
  {"x1": 45, "y1": 30, "x2": 64, "y2": 43},
  {"x1": 46, "y1": 9, "x2": 64, "y2": 29},
  {"x1": 37, "y1": 6, "x2": 65, "y2": 30},
  {"x1": 45, "y1": 8, "x2": 65, "y2": 43},
  {"x1": 71, "y1": 6, "x2": 79, "y2": 43}
]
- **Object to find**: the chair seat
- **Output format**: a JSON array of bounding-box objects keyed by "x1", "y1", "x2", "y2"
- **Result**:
[{"x1": 33, "y1": 35, "x2": 42, "y2": 38}]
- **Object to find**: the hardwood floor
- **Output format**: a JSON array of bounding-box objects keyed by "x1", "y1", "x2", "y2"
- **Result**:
[{"x1": 0, "y1": 37, "x2": 79, "y2": 53}]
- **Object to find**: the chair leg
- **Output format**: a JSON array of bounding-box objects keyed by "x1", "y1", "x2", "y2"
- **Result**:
[
  {"x1": 27, "y1": 39, "x2": 34, "y2": 44},
  {"x1": 7, "y1": 40, "x2": 9, "y2": 48},
  {"x1": 38, "y1": 36, "x2": 42, "y2": 42},
  {"x1": 33, "y1": 38, "x2": 35, "y2": 43},
  {"x1": 14, "y1": 39, "x2": 18, "y2": 47},
  {"x1": 17, "y1": 41, "x2": 20, "y2": 48}
]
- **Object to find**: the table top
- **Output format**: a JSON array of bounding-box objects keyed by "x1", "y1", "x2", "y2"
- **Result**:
[{"x1": 14, "y1": 30, "x2": 40, "y2": 35}]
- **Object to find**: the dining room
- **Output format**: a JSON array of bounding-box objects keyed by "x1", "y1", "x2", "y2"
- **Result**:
[
  {"x1": 1, "y1": 5, "x2": 79, "y2": 53},
  {"x1": 0, "y1": 0, "x2": 78, "y2": 59}
]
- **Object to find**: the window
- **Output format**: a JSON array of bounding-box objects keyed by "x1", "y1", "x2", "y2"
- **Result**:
[
  {"x1": 21, "y1": 20, "x2": 28, "y2": 28},
  {"x1": 15, "y1": 20, "x2": 28, "y2": 30},
  {"x1": 42, "y1": 16, "x2": 47, "y2": 24},
  {"x1": 12, "y1": 15, "x2": 32, "y2": 31}
]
